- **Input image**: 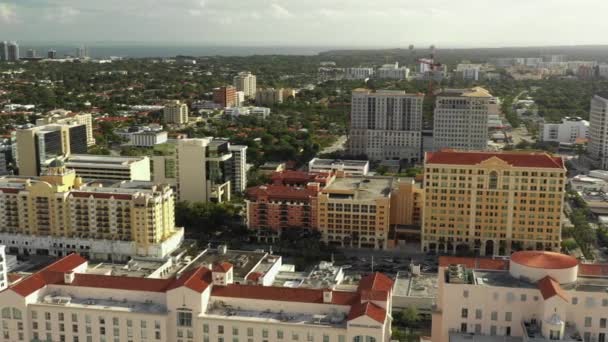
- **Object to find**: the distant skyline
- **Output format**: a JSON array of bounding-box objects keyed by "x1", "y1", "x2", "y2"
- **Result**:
[{"x1": 1, "y1": 0, "x2": 608, "y2": 48}]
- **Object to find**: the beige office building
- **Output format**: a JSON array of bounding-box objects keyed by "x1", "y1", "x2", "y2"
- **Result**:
[
  {"x1": 63, "y1": 154, "x2": 151, "y2": 181},
  {"x1": 233, "y1": 71, "x2": 256, "y2": 98},
  {"x1": 163, "y1": 100, "x2": 189, "y2": 125},
  {"x1": 422, "y1": 150, "x2": 566, "y2": 255},
  {"x1": 0, "y1": 161, "x2": 182, "y2": 260},
  {"x1": 36, "y1": 111, "x2": 95, "y2": 146}
]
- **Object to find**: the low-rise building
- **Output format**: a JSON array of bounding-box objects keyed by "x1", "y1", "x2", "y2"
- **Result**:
[
  {"x1": 63, "y1": 154, "x2": 151, "y2": 181},
  {"x1": 570, "y1": 174, "x2": 608, "y2": 192},
  {"x1": 345, "y1": 67, "x2": 374, "y2": 80},
  {"x1": 308, "y1": 158, "x2": 369, "y2": 176},
  {"x1": 224, "y1": 106, "x2": 271, "y2": 119},
  {"x1": 433, "y1": 251, "x2": 608, "y2": 342},
  {"x1": 540, "y1": 117, "x2": 589, "y2": 144},
  {"x1": 375, "y1": 62, "x2": 410, "y2": 80},
  {"x1": 0, "y1": 254, "x2": 394, "y2": 342},
  {"x1": 116, "y1": 125, "x2": 168, "y2": 147}
]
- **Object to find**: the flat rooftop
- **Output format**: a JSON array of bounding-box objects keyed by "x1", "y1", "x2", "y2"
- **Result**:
[
  {"x1": 183, "y1": 248, "x2": 270, "y2": 280},
  {"x1": 393, "y1": 272, "x2": 438, "y2": 298},
  {"x1": 436, "y1": 87, "x2": 492, "y2": 98},
  {"x1": 35, "y1": 293, "x2": 167, "y2": 314},
  {"x1": 310, "y1": 159, "x2": 369, "y2": 167},
  {"x1": 473, "y1": 270, "x2": 608, "y2": 293},
  {"x1": 67, "y1": 154, "x2": 147, "y2": 166},
  {"x1": 322, "y1": 176, "x2": 394, "y2": 200}
]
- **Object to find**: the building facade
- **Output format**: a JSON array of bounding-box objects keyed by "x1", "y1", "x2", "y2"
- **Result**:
[
  {"x1": 422, "y1": 150, "x2": 566, "y2": 255},
  {"x1": 0, "y1": 162, "x2": 182, "y2": 260},
  {"x1": 213, "y1": 86, "x2": 237, "y2": 108},
  {"x1": 0, "y1": 254, "x2": 394, "y2": 342},
  {"x1": 226, "y1": 144, "x2": 248, "y2": 194},
  {"x1": 0, "y1": 41, "x2": 7, "y2": 61},
  {"x1": 233, "y1": 71, "x2": 257, "y2": 98},
  {"x1": 63, "y1": 154, "x2": 151, "y2": 181},
  {"x1": 163, "y1": 100, "x2": 189, "y2": 125},
  {"x1": 348, "y1": 89, "x2": 424, "y2": 162},
  {"x1": 433, "y1": 87, "x2": 493, "y2": 151},
  {"x1": 375, "y1": 63, "x2": 410, "y2": 80},
  {"x1": 36, "y1": 111, "x2": 95, "y2": 146},
  {"x1": 7, "y1": 42, "x2": 18, "y2": 61},
  {"x1": 345, "y1": 68, "x2": 374, "y2": 80},
  {"x1": 433, "y1": 251, "x2": 608, "y2": 342},
  {"x1": 540, "y1": 117, "x2": 589, "y2": 144},
  {"x1": 587, "y1": 94, "x2": 608, "y2": 169},
  {"x1": 255, "y1": 88, "x2": 284, "y2": 106},
  {"x1": 308, "y1": 158, "x2": 370, "y2": 176}
]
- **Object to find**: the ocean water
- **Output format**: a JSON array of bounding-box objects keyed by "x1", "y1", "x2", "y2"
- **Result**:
[{"x1": 18, "y1": 43, "x2": 332, "y2": 58}]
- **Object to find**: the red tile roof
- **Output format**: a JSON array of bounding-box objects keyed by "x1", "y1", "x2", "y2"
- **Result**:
[
  {"x1": 358, "y1": 273, "x2": 394, "y2": 293},
  {"x1": 578, "y1": 263, "x2": 608, "y2": 277},
  {"x1": 537, "y1": 276, "x2": 569, "y2": 302},
  {"x1": 246, "y1": 184, "x2": 318, "y2": 201},
  {"x1": 212, "y1": 262, "x2": 233, "y2": 273},
  {"x1": 511, "y1": 251, "x2": 578, "y2": 269},
  {"x1": 167, "y1": 267, "x2": 212, "y2": 293},
  {"x1": 271, "y1": 170, "x2": 331, "y2": 186},
  {"x1": 211, "y1": 284, "x2": 359, "y2": 305},
  {"x1": 11, "y1": 254, "x2": 87, "y2": 296},
  {"x1": 245, "y1": 272, "x2": 263, "y2": 282},
  {"x1": 439, "y1": 256, "x2": 509, "y2": 270},
  {"x1": 425, "y1": 150, "x2": 564, "y2": 169},
  {"x1": 64, "y1": 274, "x2": 174, "y2": 292},
  {"x1": 347, "y1": 301, "x2": 386, "y2": 324}
]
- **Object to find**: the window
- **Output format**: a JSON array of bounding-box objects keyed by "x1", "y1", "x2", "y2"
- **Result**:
[
  {"x1": 505, "y1": 312, "x2": 512, "y2": 322},
  {"x1": 72, "y1": 313, "x2": 78, "y2": 322},
  {"x1": 490, "y1": 326, "x2": 497, "y2": 336},
  {"x1": 520, "y1": 294, "x2": 527, "y2": 301},
  {"x1": 475, "y1": 325, "x2": 481, "y2": 334},
  {"x1": 277, "y1": 330, "x2": 284, "y2": 339},
  {"x1": 585, "y1": 317, "x2": 592, "y2": 327},
  {"x1": 2, "y1": 308, "x2": 11, "y2": 319},
  {"x1": 177, "y1": 311, "x2": 192, "y2": 327},
  {"x1": 32, "y1": 311, "x2": 38, "y2": 320},
  {"x1": 489, "y1": 171, "x2": 498, "y2": 189},
  {"x1": 460, "y1": 324, "x2": 467, "y2": 333},
  {"x1": 58, "y1": 312, "x2": 64, "y2": 321},
  {"x1": 323, "y1": 335, "x2": 330, "y2": 342},
  {"x1": 463, "y1": 290, "x2": 469, "y2": 298},
  {"x1": 491, "y1": 311, "x2": 498, "y2": 321},
  {"x1": 247, "y1": 328, "x2": 254, "y2": 337},
  {"x1": 572, "y1": 297, "x2": 578, "y2": 305},
  {"x1": 113, "y1": 318, "x2": 119, "y2": 326},
  {"x1": 475, "y1": 309, "x2": 482, "y2": 319},
  {"x1": 339, "y1": 336, "x2": 345, "y2": 342},
  {"x1": 584, "y1": 332, "x2": 591, "y2": 342},
  {"x1": 601, "y1": 318, "x2": 607, "y2": 329},
  {"x1": 233, "y1": 327, "x2": 239, "y2": 336},
  {"x1": 218, "y1": 325, "x2": 224, "y2": 334},
  {"x1": 550, "y1": 330, "x2": 560, "y2": 340},
  {"x1": 203, "y1": 324, "x2": 209, "y2": 333},
  {"x1": 461, "y1": 308, "x2": 468, "y2": 318},
  {"x1": 262, "y1": 329, "x2": 268, "y2": 338}
]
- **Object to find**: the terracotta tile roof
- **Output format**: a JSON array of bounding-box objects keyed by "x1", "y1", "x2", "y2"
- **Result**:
[
  {"x1": 537, "y1": 276, "x2": 569, "y2": 302},
  {"x1": 271, "y1": 170, "x2": 331, "y2": 186},
  {"x1": 347, "y1": 301, "x2": 386, "y2": 324},
  {"x1": 425, "y1": 150, "x2": 564, "y2": 169},
  {"x1": 245, "y1": 272, "x2": 263, "y2": 282},
  {"x1": 211, "y1": 284, "x2": 359, "y2": 305},
  {"x1": 360, "y1": 290, "x2": 389, "y2": 301},
  {"x1": 578, "y1": 263, "x2": 608, "y2": 277},
  {"x1": 358, "y1": 273, "x2": 394, "y2": 293},
  {"x1": 10, "y1": 254, "x2": 87, "y2": 297},
  {"x1": 64, "y1": 274, "x2": 174, "y2": 292},
  {"x1": 246, "y1": 184, "x2": 318, "y2": 201},
  {"x1": 439, "y1": 256, "x2": 509, "y2": 271},
  {"x1": 212, "y1": 262, "x2": 233, "y2": 273},
  {"x1": 167, "y1": 267, "x2": 212, "y2": 293},
  {"x1": 511, "y1": 251, "x2": 578, "y2": 269}
]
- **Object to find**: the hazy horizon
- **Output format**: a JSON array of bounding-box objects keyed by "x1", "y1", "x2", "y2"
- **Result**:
[{"x1": 2, "y1": 0, "x2": 608, "y2": 48}]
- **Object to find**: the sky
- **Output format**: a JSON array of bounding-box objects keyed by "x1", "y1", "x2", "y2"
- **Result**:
[{"x1": 1, "y1": 0, "x2": 608, "y2": 48}]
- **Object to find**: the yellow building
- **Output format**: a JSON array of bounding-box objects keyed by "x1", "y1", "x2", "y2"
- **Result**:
[
  {"x1": 317, "y1": 176, "x2": 394, "y2": 249},
  {"x1": 422, "y1": 150, "x2": 566, "y2": 255},
  {"x1": 0, "y1": 160, "x2": 182, "y2": 260}
]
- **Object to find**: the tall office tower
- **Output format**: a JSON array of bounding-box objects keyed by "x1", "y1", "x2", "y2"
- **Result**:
[
  {"x1": 37, "y1": 110, "x2": 95, "y2": 146},
  {"x1": 76, "y1": 45, "x2": 87, "y2": 59},
  {"x1": 0, "y1": 41, "x2": 7, "y2": 61},
  {"x1": 25, "y1": 49, "x2": 36, "y2": 58},
  {"x1": 0, "y1": 245, "x2": 6, "y2": 291},
  {"x1": 433, "y1": 87, "x2": 493, "y2": 151},
  {"x1": 47, "y1": 49, "x2": 57, "y2": 59},
  {"x1": 7, "y1": 41, "x2": 19, "y2": 61},
  {"x1": 213, "y1": 86, "x2": 237, "y2": 108},
  {"x1": 255, "y1": 88, "x2": 284, "y2": 106},
  {"x1": 226, "y1": 144, "x2": 248, "y2": 194},
  {"x1": 587, "y1": 94, "x2": 608, "y2": 169},
  {"x1": 422, "y1": 150, "x2": 566, "y2": 255},
  {"x1": 13, "y1": 123, "x2": 88, "y2": 177},
  {"x1": 348, "y1": 89, "x2": 424, "y2": 162},
  {"x1": 0, "y1": 162, "x2": 182, "y2": 260},
  {"x1": 163, "y1": 100, "x2": 189, "y2": 125},
  {"x1": 233, "y1": 71, "x2": 257, "y2": 98}
]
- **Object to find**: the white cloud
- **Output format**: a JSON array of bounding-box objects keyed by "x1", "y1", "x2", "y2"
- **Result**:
[
  {"x1": 45, "y1": 6, "x2": 80, "y2": 23},
  {"x1": 270, "y1": 3, "x2": 292, "y2": 19},
  {"x1": 0, "y1": 2, "x2": 17, "y2": 24}
]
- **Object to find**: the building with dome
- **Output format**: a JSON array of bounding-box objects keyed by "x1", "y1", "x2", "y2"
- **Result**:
[
  {"x1": 0, "y1": 163, "x2": 183, "y2": 260},
  {"x1": 432, "y1": 251, "x2": 608, "y2": 342}
]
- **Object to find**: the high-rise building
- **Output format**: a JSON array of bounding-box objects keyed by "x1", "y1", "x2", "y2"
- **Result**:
[
  {"x1": 348, "y1": 89, "x2": 424, "y2": 162},
  {"x1": 213, "y1": 86, "x2": 237, "y2": 108},
  {"x1": 25, "y1": 49, "x2": 36, "y2": 58},
  {"x1": 0, "y1": 253, "x2": 393, "y2": 342},
  {"x1": 587, "y1": 94, "x2": 608, "y2": 169},
  {"x1": 13, "y1": 123, "x2": 89, "y2": 177},
  {"x1": 255, "y1": 88, "x2": 284, "y2": 106},
  {"x1": 422, "y1": 150, "x2": 566, "y2": 255},
  {"x1": 226, "y1": 144, "x2": 248, "y2": 194},
  {"x1": 36, "y1": 110, "x2": 95, "y2": 146},
  {"x1": 433, "y1": 251, "x2": 608, "y2": 342},
  {"x1": 163, "y1": 100, "x2": 189, "y2": 125},
  {"x1": 433, "y1": 87, "x2": 493, "y2": 151},
  {"x1": 0, "y1": 162, "x2": 182, "y2": 260},
  {"x1": 0, "y1": 41, "x2": 8, "y2": 61},
  {"x1": 47, "y1": 49, "x2": 57, "y2": 59},
  {"x1": 233, "y1": 71, "x2": 257, "y2": 98},
  {"x1": 0, "y1": 245, "x2": 6, "y2": 291},
  {"x1": 7, "y1": 41, "x2": 19, "y2": 61},
  {"x1": 76, "y1": 45, "x2": 87, "y2": 59}
]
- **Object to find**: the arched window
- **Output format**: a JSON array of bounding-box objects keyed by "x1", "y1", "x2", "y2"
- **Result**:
[
  {"x1": 489, "y1": 171, "x2": 498, "y2": 189},
  {"x1": 1, "y1": 308, "x2": 10, "y2": 319}
]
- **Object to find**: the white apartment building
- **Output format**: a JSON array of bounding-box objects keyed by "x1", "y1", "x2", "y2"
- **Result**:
[
  {"x1": 308, "y1": 158, "x2": 370, "y2": 176},
  {"x1": 455, "y1": 64, "x2": 482, "y2": 81},
  {"x1": 233, "y1": 71, "x2": 257, "y2": 98},
  {"x1": 375, "y1": 63, "x2": 410, "y2": 80},
  {"x1": 0, "y1": 254, "x2": 394, "y2": 342},
  {"x1": 256, "y1": 88, "x2": 284, "y2": 106},
  {"x1": 540, "y1": 117, "x2": 589, "y2": 144},
  {"x1": 433, "y1": 251, "x2": 608, "y2": 342},
  {"x1": 0, "y1": 245, "x2": 6, "y2": 292},
  {"x1": 227, "y1": 144, "x2": 248, "y2": 194},
  {"x1": 345, "y1": 68, "x2": 374, "y2": 80},
  {"x1": 163, "y1": 100, "x2": 189, "y2": 125},
  {"x1": 348, "y1": 89, "x2": 424, "y2": 162},
  {"x1": 587, "y1": 94, "x2": 608, "y2": 169},
  {"x1": 433, "y1": 87, "x2": 494, "y2": 151},
  {"x1": 63, "y1": 154, "x2": 151, "y2": 181},
  {"x1": 224, "y1": 106, "x2": 271, "y2": 119},
  {"x1": 131, "y1": 130, "x2": 168, "y2": 147}
]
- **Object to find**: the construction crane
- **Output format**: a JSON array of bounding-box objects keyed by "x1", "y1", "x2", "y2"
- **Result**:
[{"x1": 417, "y1": 45, "x2": 442, "y2": 94}]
